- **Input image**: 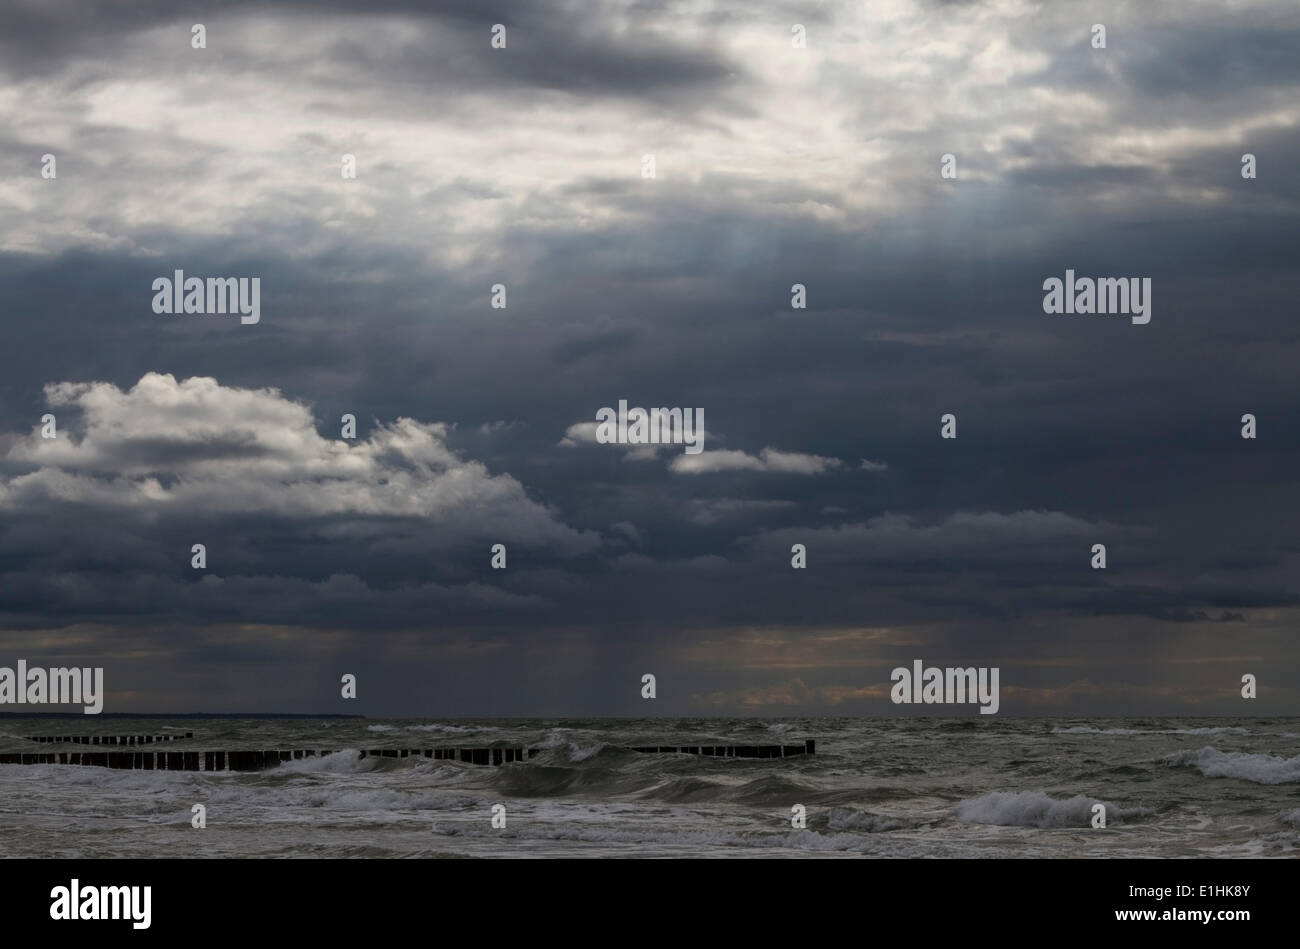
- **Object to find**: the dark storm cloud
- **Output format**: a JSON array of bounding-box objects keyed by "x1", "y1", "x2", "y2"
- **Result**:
[
  {"x1": 1097, "y1": 23, "x2": 1300, "y2": 102},
  {"x1": 0, "y1": 0, "x2": 752, "y2": 113}
]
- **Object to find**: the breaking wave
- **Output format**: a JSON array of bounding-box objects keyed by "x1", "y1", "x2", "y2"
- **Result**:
[
  {"x1": 955, "y1": 790, "x2": 1152, "y2": 828},
  {"x1": 1164, "y1": 747, "x2": 1300, "y2": 785},
  {"x1": 1052, "y1": 726, "x2": 1249, "y2": 736}
]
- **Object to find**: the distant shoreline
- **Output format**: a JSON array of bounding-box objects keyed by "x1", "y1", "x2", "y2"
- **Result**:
[
  {"x1": 0, "y1": 712, "x2": 366, "y2": 719},
  {"x1": 0, "y1": 713, "x2": 1293, "y2": 720}
]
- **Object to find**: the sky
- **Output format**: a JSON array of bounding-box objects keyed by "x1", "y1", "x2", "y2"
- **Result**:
[{"x1": 0, "y1": 0, "x2": 1297, "y2": 716}]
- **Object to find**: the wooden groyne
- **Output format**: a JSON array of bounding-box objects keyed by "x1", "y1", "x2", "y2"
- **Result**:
[
  {"x1": 0, "y1": 740, "x2": 816, "y2": 771},
  {"x1": 358, "y1": 748, "x2": 535, "y2": 765},
  {"x1": 0, "y1": 749, "x2": 491, "y2": 770},
  {"x1": 26, "y1": 732, "x2": 193, "y2": 745}
]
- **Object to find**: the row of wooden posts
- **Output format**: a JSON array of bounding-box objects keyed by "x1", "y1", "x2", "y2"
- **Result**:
[
  {"x1": 27, "y1": 732, "x2": 193, "y2": 745},
  {"x1": 0, "y1": 739, "x2": 816, "y2": 771}
]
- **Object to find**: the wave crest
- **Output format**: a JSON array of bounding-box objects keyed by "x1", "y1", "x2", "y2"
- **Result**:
[
  {"x1": 955, "y1": 790, "x2": 1150, "y2": 828},
  {"x1": 1164, "y1": 747, "x2": 1300, "y2": 785}
]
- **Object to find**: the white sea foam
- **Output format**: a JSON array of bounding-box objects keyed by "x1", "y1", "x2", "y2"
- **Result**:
[
  {"x1": 365, "y1": 723, "x2": 494, "y2": 735},
  {"x1": 1052, "y1": 725, "x2": 1249, "y2": 736},
  {"x1": 1164, "y1": 747, "x2": 1300, "y2": 784},
  {"x1": 276, "y1": 750, "x2": 365, "y2": 773},
  {"x1": 566, "y1": 743, "x2": 606, "y2": 762},
  {"x1": 406, "y1": 724, "x2": 493, "y2": 734},
  {"x1": 954, "y1": 790, "x2": 1150, "y2": 828}
]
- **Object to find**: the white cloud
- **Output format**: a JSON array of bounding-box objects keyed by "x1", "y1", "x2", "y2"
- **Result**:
[
  {"x1": 5, "y1": 0, "x2": 1289, "y2": 258},
  {"x1": 671, "y1": 446, "x2": 843, "y2": 475},
  {"x1": 559, "y1": 419, "x2": 704, "y2": 462},
  {"x1": 2, "y1": 373, "x2": 597, "y2": 551}
]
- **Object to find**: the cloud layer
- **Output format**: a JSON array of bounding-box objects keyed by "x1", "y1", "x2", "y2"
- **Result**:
[{"x1": 0, "y1": 0, "x2": 1297, "y2": 714}]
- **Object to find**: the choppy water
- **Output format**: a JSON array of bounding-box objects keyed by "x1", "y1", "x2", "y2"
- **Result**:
[{"x1": 2, "y1": 717, "x2": 1298, "y2": 858}]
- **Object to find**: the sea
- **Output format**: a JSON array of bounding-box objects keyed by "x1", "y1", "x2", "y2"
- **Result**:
[{"x1": 2, "y1": 717, "x2": 1298, "y2": 858}]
